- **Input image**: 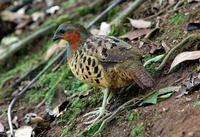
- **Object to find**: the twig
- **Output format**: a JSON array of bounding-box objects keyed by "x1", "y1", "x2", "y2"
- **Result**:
[
  {"x1": 111, "y1": 0, "x2": 146, "y2": 27},
  {"x1": 144, "y1": 3, "x2": 174, "y2": 20},
  {"x1": 93, "y1": 89, "x2": 158, "y2": 136},
  {"x1": 86, "y1": 0, "x2": 125, "y2": 29},
  {"x1": 156, "y1": 34, "x2": 200, "y2": 70},
  {"x1": 7, "y1": 46, "x2": 68, "y2": 136}
]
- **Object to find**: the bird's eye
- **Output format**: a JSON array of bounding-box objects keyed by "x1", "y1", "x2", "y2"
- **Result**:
[{"x1": 60, "y1": 29, "x2": 65, "y2": 34}]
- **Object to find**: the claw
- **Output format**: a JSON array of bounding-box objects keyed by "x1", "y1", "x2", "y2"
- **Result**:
[{"x1": 83, "y1": 88, "x2": 109, "y2": 125}]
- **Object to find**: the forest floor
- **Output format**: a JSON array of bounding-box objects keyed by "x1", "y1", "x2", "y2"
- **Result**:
[{"x1": 0, "y1": 0, "x2": 200, "y2": 137}]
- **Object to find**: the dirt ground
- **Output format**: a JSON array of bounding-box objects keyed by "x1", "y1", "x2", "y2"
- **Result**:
[{"x1": 1, "y1": 0, "x2": 200, "y2": 137}]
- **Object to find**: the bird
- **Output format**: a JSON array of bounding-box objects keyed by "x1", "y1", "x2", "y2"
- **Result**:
[{"x1": 52, "y1": 23, "x2": 155, "y2": 124}]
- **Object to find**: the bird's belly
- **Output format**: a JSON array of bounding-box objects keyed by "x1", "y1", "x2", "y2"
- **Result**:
[{"x1": 68, "y1": 59, "x2": 110, "y2": 88}]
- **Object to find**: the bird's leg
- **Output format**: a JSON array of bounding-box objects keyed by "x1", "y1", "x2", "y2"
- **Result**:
[
  {"x1": 83, "y1": 88, "x2": 109, "y2": 125},
  {"x1": 106, "y1": 91, "x2": 113, "y2": 104}
]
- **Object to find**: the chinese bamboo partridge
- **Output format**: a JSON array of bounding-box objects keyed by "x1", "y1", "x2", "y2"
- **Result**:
[{"x1": 53, "y1": 23, "x2": 155, "y2": 124}]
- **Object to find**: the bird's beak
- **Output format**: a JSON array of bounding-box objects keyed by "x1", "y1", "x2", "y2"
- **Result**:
[{"x1": 52, "y1": 33, "x2": 61, "y2": 41}]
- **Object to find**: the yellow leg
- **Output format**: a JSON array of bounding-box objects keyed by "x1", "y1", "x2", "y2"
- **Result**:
[{"x1": 83, "y1": 88, "x2": 109, "y2": 125}]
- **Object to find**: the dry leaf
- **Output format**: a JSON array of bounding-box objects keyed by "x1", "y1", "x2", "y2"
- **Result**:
[
  {"x1": 90, "y1": 28, "x2": 99, "y2": 35},
  {"x1": 7, "y1": 126, "x2": 33, "y2": 137},
  {"x1": 168, "y1": 0, "x2": 176, "y2": 4},
  {"x1": 169, "y1": 51, "x2": 200, "y2": 72},
  {"x1": 161, "y1": 41, "x2": 170, "y2": 53},
  {"x1": 186, "y1": 22, "x2": 200, "y2": 31},
  {"x1": 1, "y1": 36, "x2": 19, "y2": 46},
  {"x1": 128, "y1": 18, "x2": 152, "y2": 29},
  {"x1": 177, "y1": 72, "x2": 200, "y2": 98},
  {"x1": 44, "y1": 40, "x2": 67, "y2": 60},
  {"x1": 31, "y1": 12, "x2": 45, "y2": 22},
  {"x1": 0, "y1": 121, "x2": 4, "y2": 133},
  {"x1": 120, "y1": 29, "x2": 151, "y2": 40},
  {"x1": 15, "y1": 126, "x2": 33, "y2": 137},
  {"x1": 1, "y1": 11, "x2": 29, "y2": 24},
  {"x1": 98, "y1": 22, "x2": 111, "y2": 36},
  {"x1": 46, "y1": 5, "x2": 60, "y2": 15}
]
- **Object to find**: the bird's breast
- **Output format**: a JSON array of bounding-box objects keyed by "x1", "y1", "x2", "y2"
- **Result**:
[{"x1": 68, "y1": 50, "x2": 110, "y2": 88}]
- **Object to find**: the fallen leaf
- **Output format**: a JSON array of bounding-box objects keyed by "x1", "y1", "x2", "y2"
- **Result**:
[
  {"x1": 177, "y1": 72, "x2": 200, "y2": 98},
  {"x1": 193, "y1": 100, "x2": 200, "y2": 107},
  {"x1": 31, "y1": 12, "x2": 45, "y2": 22},
  {"x1": 161, "y1": 41, "x2": 171, "y2": 53},
  {"x1": 0, "y1": 121, "x2": 4, "y2": 132},
  {"x1": 1, "y1": 11, "x2": 30, "y2": 24},
  {"x1": 128, "y1": 18, "x2": 152, "y2": 29},
  {"x1": 90, "y1": 28, "x2": 99, "y2": 35},
  {"x1": 140, "y1": 86, "x2": 179, "y2": 105},
  {"x1": 15, "y1": 126, "x2": 33, "y2": 137},
  {"x1": 98, "y1": 22, "x2": 111, "y2": 36},
  {"x1": 120, "y1": 29, "x2": 151, "y2": 40},
  {"x1": 149, "y1": 42, "x2": 161, "y2": 54},
  {"x1": 7, "y1": 126, "x2": 33, "y2": 137},
  {"x1": 1, "y1": 36, "x2": 19, "y2": 46},
  {"x1": 186, "y1": 23, "x2": 200, "y2": 31},
  {"x1": 169, "y1": 51, "x2": 200, "y2": 72},
  {"x1": 44, "y1": 40, "x2": 67, "y2": 60},
  {"x1": 142, "y1": 92, "x2": 158, "y2": 105},
  {"x1": 46, "y1": 5, "x2": 60, "y2": 15},
  {"x1": 143, "y1": 54, "x2": 165, "y2": 67}
]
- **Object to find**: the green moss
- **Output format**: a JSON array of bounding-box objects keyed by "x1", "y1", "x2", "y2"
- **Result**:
[
  {"x1": 130, "y1": 123, "x2": 145, "y2": 137},
  {"x1": 71, "y1": 98, "x2": 88, "y2": 109},
  {"x1": 0, "y1": 106, "x2": 7, "y2": 118},
  {"x1": 0, "y1": 53, "x2": 42, "y2": 87},
  {"x1": 60, "y1": 127, "x2": 70, "y2": 137},
  {"x1": 109, "y1": 24, "x2": 129, "y2": 36},
  {"x1": 41, "y1": 14, "x2": 70, "y2": 28},
  {"x1": 61, "y1": 0, "x2": 77, "y2": 8},
  {"x1": 170, "y1": 12, "x2": 187, "y2": 26},
  {"x1": 87, "y1": 91, "x2": 102, "y2": 107},
  {"x1": 127, "y1": 112, "x2": 139, "y2": 122},
  {"x1": 56, "y1": 107, "x2": 81, "y2": 124},
  {"x1": 77, "y1": 123, "x2": 101, "y2": 137},
  {"x1": 21, "y1": 89, "x2": 47, "y2": 104},
  {"x1": 107, "y1": 7, "x2": 120, "y2": 21},
  {"x1": 171, "y1": 29, "x2": 181, "y2": 39},
  {"x1": 76, "y1": 6, "x2": 91, "y2": 16}
]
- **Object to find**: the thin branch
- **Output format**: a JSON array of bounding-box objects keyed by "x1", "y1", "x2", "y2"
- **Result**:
[
  {"x1": 111, "y1": 0, "x2": 146, "y2": 27},
  {"x1": 86, "y1": 0, "x2": 125, "y2": 29}
]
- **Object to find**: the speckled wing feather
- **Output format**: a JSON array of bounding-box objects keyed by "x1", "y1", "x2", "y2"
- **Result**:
[{"x1": 83, "y1": 35, "x2": 141, "y2": 63}]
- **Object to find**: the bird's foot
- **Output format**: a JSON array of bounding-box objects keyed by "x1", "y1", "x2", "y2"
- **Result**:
[{"x1": 83, "y1": 107, "x2": 109, "y2": 125}]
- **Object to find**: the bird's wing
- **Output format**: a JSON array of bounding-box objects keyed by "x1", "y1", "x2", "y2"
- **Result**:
[{"x1": 82, "y1": 35, "x2": 141, "y2": 64}]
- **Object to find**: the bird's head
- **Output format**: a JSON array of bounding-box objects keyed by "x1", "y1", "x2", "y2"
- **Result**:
[{"x1": 52, "y1": 23, "x2": 90, "y2": 46}]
